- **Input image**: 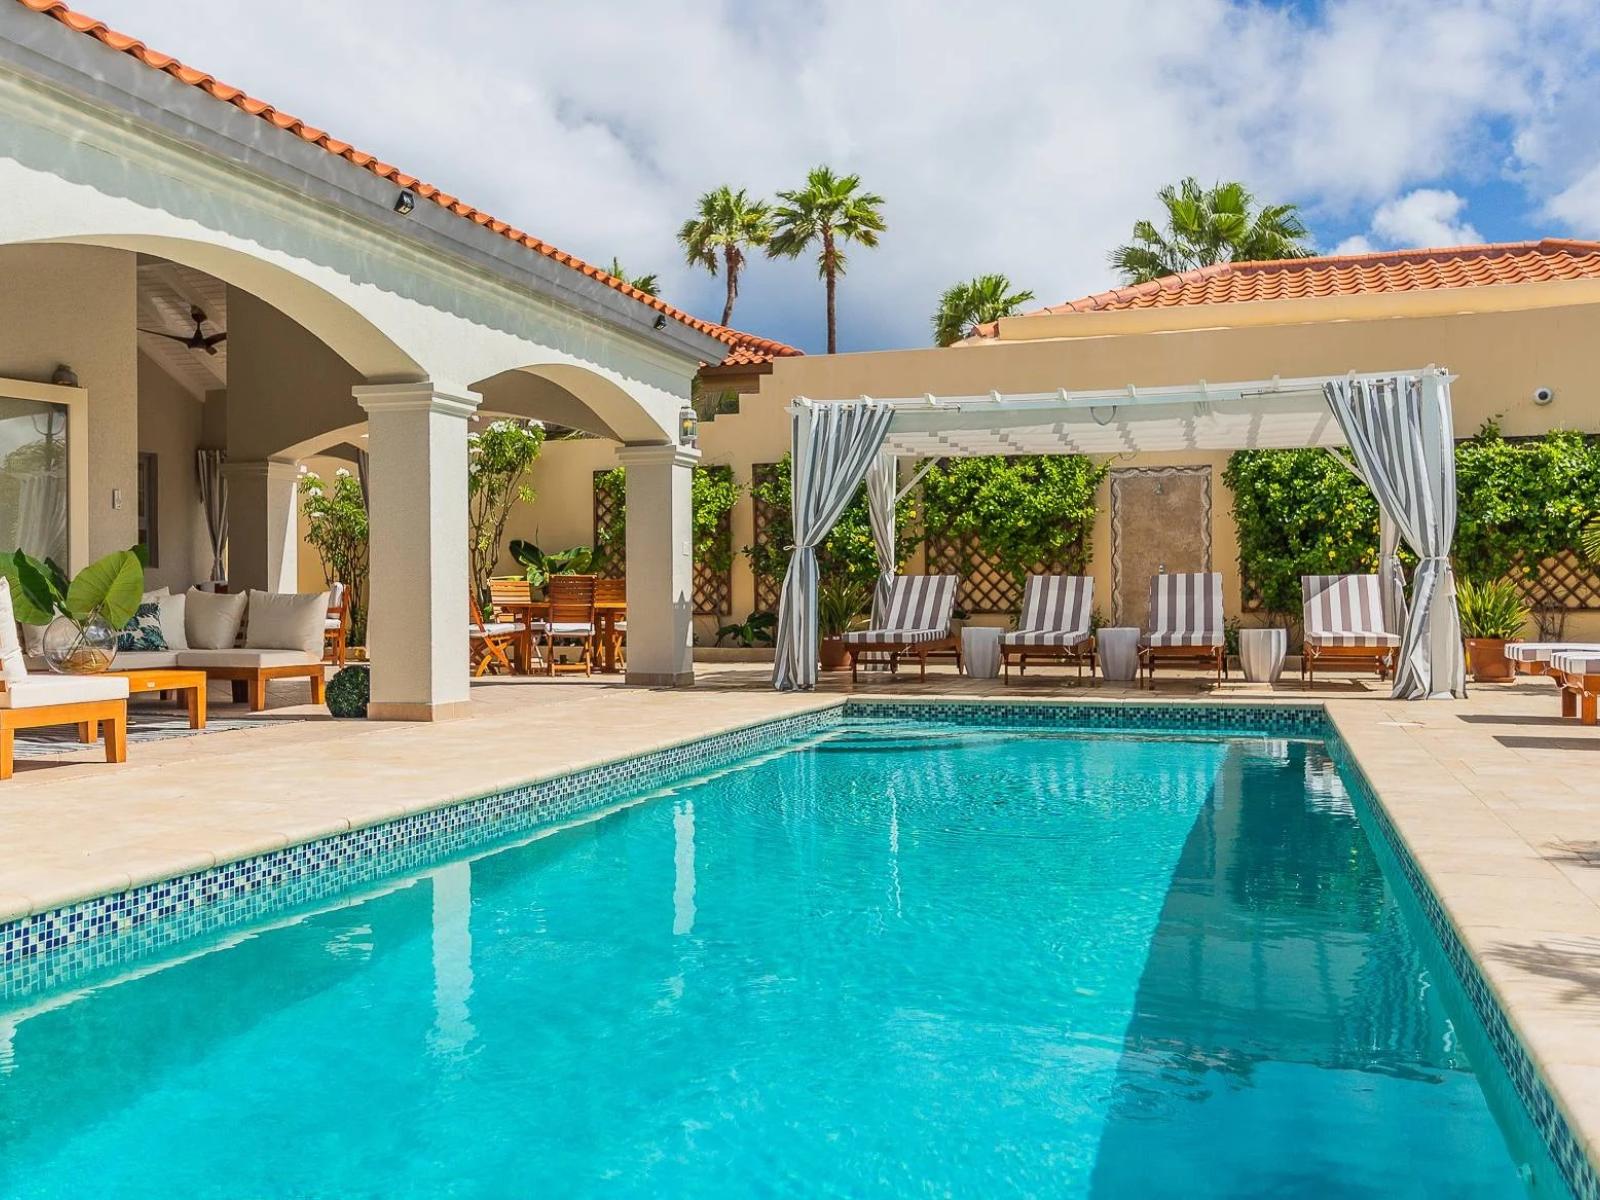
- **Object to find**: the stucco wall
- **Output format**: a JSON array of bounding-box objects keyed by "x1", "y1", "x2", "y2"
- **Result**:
[
  {"x1": 0, "y1": 243, "x2": 137, "y2": 562},
  {"x1": 136, "y1": 351, "x2": 207, "y2": 591}
]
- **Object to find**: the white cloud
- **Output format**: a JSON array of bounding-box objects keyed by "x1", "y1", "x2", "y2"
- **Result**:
[
  {"x1": 1331, "y1": 235, "x2": 1376, "y2": 256},
  {"x1": 1544, "y1": 161, "x2": 1600, "y2": 235},
  {"x1": 69, "y1": 0, "x2": 1600, "y2": 351},
  {"x1": 1369, "y1": 189, "x2": 1482, "y2": 248}
]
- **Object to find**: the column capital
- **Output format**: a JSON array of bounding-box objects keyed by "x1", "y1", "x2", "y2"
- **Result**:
[
  {"x1": 354, "y1": 381, "x2": 480, "y2": 419},
  {"x1": 615, "y1": 442, "x2": 701, "y2": 470},
  {"x1": 221, "y1": 457, "x2": 300, "y2": 482}
]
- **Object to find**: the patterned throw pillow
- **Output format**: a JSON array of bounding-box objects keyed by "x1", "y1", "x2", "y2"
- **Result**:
[{"x1": 117, "y1": 601, "x2": 169, "y2": 652}]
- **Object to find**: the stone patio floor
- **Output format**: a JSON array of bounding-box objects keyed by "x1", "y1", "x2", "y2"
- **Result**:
[{"x1": 3, "y1": 663, "x2": 1600, "y2": 1167}]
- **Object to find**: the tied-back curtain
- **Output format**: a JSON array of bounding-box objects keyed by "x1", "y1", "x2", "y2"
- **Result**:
[
  {"x1": 196, "y1": 448, "x2": 229, "y2": 583},
  {"x1": 1378, "y1": 510, "x2": 1407, "y2": 637},
  {"x1": 1323, "y1": 373, "x2": 1465, "y2": 699},
  {"x1": 772, "y1": 401, "x2": 894, "y2": 691},
  {"x1": 865, "y1": 451, "x2": 898, "y2": 623}
]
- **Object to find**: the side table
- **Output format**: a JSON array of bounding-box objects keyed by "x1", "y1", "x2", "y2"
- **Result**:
[
  {"x1": 1240, "y1": 627, "x2": 1288, "y2": 683},
  {"x1": 961, "y1": 626, "x2": 1003, "y2": 680},
  {"x1": 1098, "y1": 626, "x2": 1140, "y2": 683}
]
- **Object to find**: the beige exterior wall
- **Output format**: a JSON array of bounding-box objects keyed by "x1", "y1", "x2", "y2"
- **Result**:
[
  {"x1": 0, "y1": 243, "x2": 138, "y2": 563},
  {"x1": 507, "y1": 295, "x2": 1600, "y2": 642},
  {"x1": 136, "y1": 352, "x2": 208, "y2": 592}
]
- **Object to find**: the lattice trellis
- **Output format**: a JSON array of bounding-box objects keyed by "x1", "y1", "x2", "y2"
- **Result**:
[
  {"x1": 591, "y1": 468, "x2": 732, "y2": 616},
  {"x1": 751, "y1": 462, "x2": 784, "y2": 614},
  {"x1": 925, "y1": 533, "x2": 1085, "y2": 615},
  {"x1": 1510, "y1": 550, "x2": 1600, "y2": 611}
]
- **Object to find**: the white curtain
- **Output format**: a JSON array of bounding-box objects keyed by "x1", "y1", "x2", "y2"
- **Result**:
[
  {"x1": 196, "y1": 448, "x2": 229, "y2": 583},
  {"x1": 772, "y1": 400, "x2": 893, "y2": 691},
  {"x1": 15, "y1": 472, "x2": 67, "y2": 564},
  {"x1": 1378, "y1": 510, "x2": 1407, "y2": 637},
  {"x1": 1323, "y1": 372, "x2": 1465, "y2": 699},
  {"x1": 865, "y1": 450, "x2": 898, "y2": 623}
]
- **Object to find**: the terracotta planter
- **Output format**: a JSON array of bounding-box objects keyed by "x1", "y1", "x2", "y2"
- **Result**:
[
  {"x1": 1464, "y1": 638, "x2": 1515, "y2": 683},
  {"x1": 819, "y1": 637, "x2": 849, "y2": 672}
]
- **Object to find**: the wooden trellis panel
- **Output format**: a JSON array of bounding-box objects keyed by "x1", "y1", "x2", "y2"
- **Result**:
[
  {"x1": 592, "y1": 468, "x2": 732, "y2": 616},
  {"x1": 751, "y1": 462, "x2": 784, "y2": 614},
  {"x1": 924, "y1": 532, "x2": 1085, "y2": 616},
  {"x1": 1510, "y1": 550, "x2": 1600, "y2": 610}
]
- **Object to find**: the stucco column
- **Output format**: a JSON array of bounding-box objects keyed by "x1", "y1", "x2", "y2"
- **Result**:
[
  {"x1": 356, "y1": 381, "x2": 479, "y2": 721},
  {"x1": 222, "y1": 458, "x2": 299, "y2": 593},
  {"x1": 616, "y1": 442, "x2": 700, "y2": 687}
]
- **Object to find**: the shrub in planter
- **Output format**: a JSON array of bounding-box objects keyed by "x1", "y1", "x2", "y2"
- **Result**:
[
  {"x1": 818, "y1": 577, "x2": 872, "y2": 671},
  {"x1": 1456, "y1": 578, "x2": 1530, "y2": 683},
  {"x1": 325, "y1": 665, "x2": 371, "y2": 718}
]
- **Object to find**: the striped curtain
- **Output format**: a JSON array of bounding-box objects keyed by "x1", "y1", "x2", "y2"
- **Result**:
[
  {"x1": 196, "y1": 448, "x2": 228, "y2": 583},
  {"x1": 864, "y1": 450, "x2": 898, "y2": 624},
  {"x1": 1323, "y1": 373, "x2": 1465, "y2": 699},
  {"x1": 772, "y1": 401, "x2": 893, "y2": 691}
]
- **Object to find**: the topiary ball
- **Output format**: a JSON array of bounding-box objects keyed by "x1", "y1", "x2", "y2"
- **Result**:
[{"x1": 325, "y1": 665, "x2": 370, "y2": 718}]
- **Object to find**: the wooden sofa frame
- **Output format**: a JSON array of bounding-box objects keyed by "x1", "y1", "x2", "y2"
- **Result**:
[{"x1": 0, "y1": 689, "x2": 127, "y2": 780}]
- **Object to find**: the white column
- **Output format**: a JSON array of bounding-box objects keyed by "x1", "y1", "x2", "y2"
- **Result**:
[
  {"x1": 616, "y1": 442, "x2": 699, "y2": 687},
  {"x1": 221, "y1": 458, "x2": 299, "y2": 592},
  {"x1": 355, "y1": 381, "x2": 479, "y2": 721}
]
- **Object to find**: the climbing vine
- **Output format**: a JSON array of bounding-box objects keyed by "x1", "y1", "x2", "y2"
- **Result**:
[
  {"x1": 592, "y1": 464, "x2": 742, "y2": 575},
  {"x1": 1453, "y1": 424, "x2": 1600, "y2": 583}
]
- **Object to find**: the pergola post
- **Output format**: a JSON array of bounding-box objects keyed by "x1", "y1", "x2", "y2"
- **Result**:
[{"x1": 355, "y1": 381, "x2": 479, "y2": 721}]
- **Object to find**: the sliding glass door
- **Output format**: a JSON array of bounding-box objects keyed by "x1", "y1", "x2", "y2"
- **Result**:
[{"x1": 0, "y1": 396, "x2": 69, "y2": 564}]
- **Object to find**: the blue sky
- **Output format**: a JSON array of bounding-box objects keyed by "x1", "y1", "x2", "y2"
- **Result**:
[{"x1": 76, "y1": 0, "x2": 1600, "y2": 355}]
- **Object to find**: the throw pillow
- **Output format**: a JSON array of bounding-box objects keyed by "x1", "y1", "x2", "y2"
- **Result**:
[
  {"x1": 185, "y1": 588, "x2": 248, "y2": 649},
  {"x1": 117, "y1": 601, "x2": 169, "y2": 652},
  {"x1": 0, "y1": 578, "x2": 28, "y2": 684},
  {"x1": 157, "y1": 591, "x2": 189, "y2": 651},
  {"x1": 244, "y1": 590, "x2": 330, "y2": 658}
]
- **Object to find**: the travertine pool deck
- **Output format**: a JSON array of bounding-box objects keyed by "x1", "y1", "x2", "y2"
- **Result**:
[{"x1": 4, "y1": 664, "x2": 1600, "y2": 1169}]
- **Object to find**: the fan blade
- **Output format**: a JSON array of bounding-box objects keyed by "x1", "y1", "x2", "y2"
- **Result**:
[
  {"x1": 204, "y1": 343, "x2": 220, "y2": 357},
  {"x1": 202, "y1": 332, "x2": 227, "y2": 348},
  {"x1": 138, "y1": 329, "x2": 196, "y2": 345}
]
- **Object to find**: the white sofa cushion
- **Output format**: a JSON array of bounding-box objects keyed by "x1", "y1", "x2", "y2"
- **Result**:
[
  {"x1": 185, "y1": 588, "x2": 247, "y2": 649},
  {"x1": 178, "y1": 649, "x2": 322, "y2": 669},
  {"x1": 244, "y1": 590, "x2": 329, "y2": 657},
  {"x1": 111, "y1": 650, "x2": 184, "y2": 670},
  {"x1": 1, "y1": 578, "x2": 27, "y2": 684},
  {"x1": 157, "y1": 592, "x2": 189, "y2": 651},
  {"x1": 0, "y1": 674, "x2": 130, "y2": 708}
]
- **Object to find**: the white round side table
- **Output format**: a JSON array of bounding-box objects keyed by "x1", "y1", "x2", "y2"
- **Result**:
[
  {"x1": 961, "y1": 626, "x2": 1003, "y2": 680},
  {"x1": 1240, "y1": 627, "x2": 1288, "y2": 683},
  {"x1": 1098, "y1": 626, "x2": 1141, "y2": 683}
]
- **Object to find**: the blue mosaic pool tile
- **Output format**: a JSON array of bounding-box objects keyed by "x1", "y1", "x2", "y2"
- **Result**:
[
  {"x1": 844, "y1": 697, "x2": 1328, "y2": 735},
  {"x1": 1326, "y1": 734, "x2": 1599, "y2": 1200}
]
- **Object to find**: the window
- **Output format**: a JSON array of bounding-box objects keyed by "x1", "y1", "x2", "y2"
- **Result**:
[
  {"x1": 137, "y1": 451, "x2": 159, "y2": 568},
  {"x1": 0, "y1": 397, "x2": 68, "y2": 563}
]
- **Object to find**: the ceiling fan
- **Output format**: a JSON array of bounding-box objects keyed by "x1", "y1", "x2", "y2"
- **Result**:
[{"x1": 138, "y1": 306, "x2": 226, "y2": 356}]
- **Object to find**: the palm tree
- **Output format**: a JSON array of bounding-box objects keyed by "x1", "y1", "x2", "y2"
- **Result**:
[
  {"x1": 677, "y1": 186, "x2": 773, "y2": 327},
  {"x1": 607, "y1": 257, "x2": 660, "y2": 297},
  {"x1": 1110, "y1": 178, "x2": 1312, "y2": 284},
  {"x1": 931, "y1": 274, "x2": 1036, "y2": 346},
  {"x1": 768, "y1": 166, "x2": 887, "y2": 353}
]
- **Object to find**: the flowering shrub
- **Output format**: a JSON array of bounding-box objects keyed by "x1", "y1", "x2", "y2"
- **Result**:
[
  {"x1": 298, "y1": 467, "x2": 369, "y2": 645},
  {"x1": 467, "y1": 419, "x2": 545, "y2": 602}
]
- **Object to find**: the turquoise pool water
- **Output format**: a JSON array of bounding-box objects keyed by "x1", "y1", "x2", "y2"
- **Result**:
[{"x1": 0, "y1": 721, "x2": 1566, "y2": 1197}]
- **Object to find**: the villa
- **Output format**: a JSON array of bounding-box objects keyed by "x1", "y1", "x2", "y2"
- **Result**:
[{"x1": 4, "y1": 1, "x2": 1600, "y2": 1197}]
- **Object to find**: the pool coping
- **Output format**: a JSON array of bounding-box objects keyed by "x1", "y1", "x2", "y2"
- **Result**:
[{"x1": 2, "y1": 693, "x2": 1596, "y2": 1197}]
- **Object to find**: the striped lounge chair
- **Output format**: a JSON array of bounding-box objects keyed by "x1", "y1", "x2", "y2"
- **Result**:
[
  {"x1": 840, "y1": 575, "x2": 961, "y2": 683},
  {"x1": 1506, "y1": 642, "x2": 1600, "y2": 677},
  {"x1": 1301, "y1": 574, "x2": 1401, "y2": 688},
  {"x1": 1001, "y1": 575, "x2": 1095, "y2": 683},
  {"x1": 1551, "y1": 650, "x2": 1600, "y2": 725},
  {"x1": 1140, "y1": 572, "x2": 1226, "y2": 686}
]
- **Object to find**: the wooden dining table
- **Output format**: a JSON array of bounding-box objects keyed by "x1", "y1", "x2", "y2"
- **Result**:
[{"x1": 497, "y1": 599, "x2": 627, "y2": 674}]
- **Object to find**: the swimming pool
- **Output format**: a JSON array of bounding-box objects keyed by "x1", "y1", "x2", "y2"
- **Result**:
[{"x1": 0, "y1": 712, "x2": 1573, "y2": 1197}]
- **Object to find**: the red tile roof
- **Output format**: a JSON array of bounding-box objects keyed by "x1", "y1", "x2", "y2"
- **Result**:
[
  {"x1": 14, "y1": 0, "x2": 800, "y2": 368},
  {"x1": 985, "y1": 239, "x2": 1600, "y2": 331}
]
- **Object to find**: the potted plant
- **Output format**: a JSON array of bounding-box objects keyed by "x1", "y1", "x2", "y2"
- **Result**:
[
  {"x1": 1457, "y1": 577, "x2": 1530, "y2": 683},
  {"x1": 0, "y1": 547, "x2": 145, "y2": 674},
  {"x1": 818, "y1": 577, "x2": 871, "y2": 671},
  {"x1": 508, "y1": 540, "x2": 594, "y2": 597}
]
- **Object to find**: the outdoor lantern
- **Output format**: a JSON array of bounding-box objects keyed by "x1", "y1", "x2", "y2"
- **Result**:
[
  {"x1": 393, "y1": 189, "x2": 416, "y2": 215},
  {"x1": 679, "y1": 405, "x2": 699, "y2": 447}
]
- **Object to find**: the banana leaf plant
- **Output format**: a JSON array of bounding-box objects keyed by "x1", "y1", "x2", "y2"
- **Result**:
[
  {"x1": 1, "y1": 545, "x2": 147, "y2": 629},
  {"x1": 508, "y1": 540, "x2": 595, "y2": 589}
]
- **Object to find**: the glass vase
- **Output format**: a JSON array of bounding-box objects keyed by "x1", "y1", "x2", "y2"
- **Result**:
[{"x1": 41, "y1": 613, "x2": 119, "y2": 674}]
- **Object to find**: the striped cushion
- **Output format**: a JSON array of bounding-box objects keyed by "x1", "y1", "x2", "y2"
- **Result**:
[
  {"x1": 1303, "y1": 575, "x2": 1391, "y2": 641},
  {"x1": 1001, "y1": 628, "x2": 1092, "y2": 648},
  {"x1": 1508, "y1": 642, "x2": 1600, "y2": 664},
  {"x1": 1145, "y1": 573, "x2": 1223, "y2": 645},
  {"x1": 1554, "y1": 652, "x2": 1600, "y2": 675},
  {"x1": 840, "y1": 627, "x2": 949, "y2": 645},
  {"x1": 1306, "y1": 631, "x2": 1401, "y2": 648},
  {"x1": 1015, "y1": 575, "x2": 1092, "y2": 637}
]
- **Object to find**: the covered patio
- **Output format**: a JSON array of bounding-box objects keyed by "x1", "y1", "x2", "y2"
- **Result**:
[{"x1": 771, "y1": 367, "x2": 1466, "y2": 699}]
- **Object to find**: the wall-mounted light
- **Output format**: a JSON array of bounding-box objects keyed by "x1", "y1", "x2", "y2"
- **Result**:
[
  {"x1": 394, "y1": 189, "x2": 416, "y2": 215},
  {"x1": 1533, "y1": 386, "x2": 1555, "y2": 406},
  {"x1": 678, "y1": 405, "x2": 699, "y2": 447},
  {"x1": 653, "y1": 314, "x2": 668, "y2": 331},
  {"x1": 50, "y1": 363, "x2": 78, "y2": 387}
]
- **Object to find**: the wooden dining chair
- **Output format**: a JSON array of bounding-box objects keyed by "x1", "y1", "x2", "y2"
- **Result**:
[
  {"x1": 542, "y1": 574, "x2": 598, "y2": 676},
  {"x1": 594, "y1": 576, "x2": 626, "y2": 670},
  {"x1": 488, "y1": 577, "x2": 541, "y2": 672},
  {"x1": 469, "y1": 592, "x2": 523, "y2": 676},
  {"x1": 323, "y1": 581, "x2": 350, "y2": 668}
]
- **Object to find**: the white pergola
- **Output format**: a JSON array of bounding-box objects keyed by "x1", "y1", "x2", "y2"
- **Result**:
[{"x1": 771, "y1": 366, "x2": 1465, "y2": 700}]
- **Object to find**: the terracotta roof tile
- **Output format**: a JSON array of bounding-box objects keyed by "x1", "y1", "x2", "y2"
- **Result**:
[
  {"x1": 13, "y1": 0, "x2": 800, "y2": 369},
  {"x1": 989, "y1": 240, "x2": 1600, "y2": 332}
]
